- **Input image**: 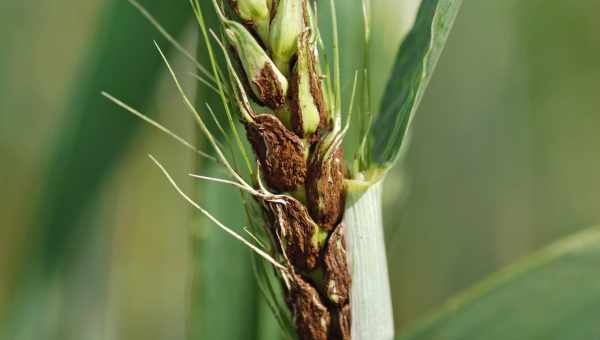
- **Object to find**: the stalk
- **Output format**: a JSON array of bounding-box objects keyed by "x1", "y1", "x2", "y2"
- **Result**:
[{"x1": 344, "y1": 182, "x2": 395, "y2": 340}]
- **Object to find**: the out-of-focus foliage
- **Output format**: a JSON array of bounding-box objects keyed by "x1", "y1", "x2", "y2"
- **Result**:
[
  {"x1": 1, "y1": 0, "x2": 600, "y2": 339},
  {"x1": 1, "y1": 0, "x2": 193, "y2": 338},
  {"x1": 384, "y1": 0, "x2": 600, "y2": 328},
  {"x1": 29, "y1": 0, "x2": 192, "y2": 278},
  {"x1": 399, "y1": 225, "x2": 600, "y2": 340},
  {"x1": 370, "y1": 0, "x2": 462, "y2": 170}
]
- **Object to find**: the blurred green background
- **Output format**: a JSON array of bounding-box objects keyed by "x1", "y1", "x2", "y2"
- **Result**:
[{"x1": 1, "y1": 0, "x2": 599, "y2": 339}]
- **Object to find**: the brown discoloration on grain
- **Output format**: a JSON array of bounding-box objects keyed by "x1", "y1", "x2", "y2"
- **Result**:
[
  {"x1": 229, "y1": 0, "x2": 239, "y2": 12},
  {"x1": 270, "y1": 0, "x2": 279, "y2": 20},
  {"x1": 306, "y1": 145, "x2": 346, "y2": 230},
  {"x1": 307, "y1": 46, "x2": 329, "y2": 132},
  {"x1": 228, "y1": 0, "x2": 246, "y2": 23},
  {"x1": 225, "y1": 3, "x2": 353, "y2": 339},
  {"x1": 245, "y1": 114, "x2": 306, "y2": 192},
  {"x1": 324, "y1": 223, "x2": 351, "y2": 306},
  {"x1": 265, "y1": 196, "x2": 321, "y2": 270},
  {"x1": 302, "y1": 0, "x2": 331, "y2": 132},
  {"x1": 288, "y1": 274, "x2": 331, "y2": 340},
  {"x1": 288, "y1": 56, "x2": 305, "y2": 138},
  {"x1": 331, "y1": 304, "x2": 351, "y2": 340},
  {"x1": 253, "y1": 64, "x2": 287, "y2": 108},
  {"x1": 289, "y1": 32, "x2": 329, "y2": 140},
  {"x1": 230, "y1": 46, "x2": 265, "y2": 108},
  {"x1": 301, "y1": 0, "x2": 310, "y2": 27}
]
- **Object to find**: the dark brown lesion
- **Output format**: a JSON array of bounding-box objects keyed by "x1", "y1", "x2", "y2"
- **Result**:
[
  {"x1": 245, "y1": 108, "x2": 350, "y2": 340},
  {"x1": 323, "y1": 223, "x2": 351, "y2": 306},
  {"x1": 301, "y1": 0, "x2": 310, "y2": 27},
  {"x1": 306, "y1": 145, "x2": 346, "y2": 230},
  {"x1": 302, "y1": 0, "x2": 332, "y2": 132},
  {"x1": 323, "y1": 223, "x2": 352, "y2": 340},
  {"x1": 253, "y1": 64, "x2": 287, "y2": 109},
  {"x1": 288, "y1": 57, "x2": 306, "y2": 138},
  {"x1": 245, "y1": 114, "x2": 306, "y2": 193},
  {"x1": 287, "y1": 274, "x2": 331, "y2": 340},
  {"x1": 264, "y1": 196, "x2": 322, "y2": 271},
  {"x1": 233, "y1": 50, "x2": 287, "y2": 108},
  {"x1": 307, "y1": 47, "x2": 330, "y2": 133},
  {"x1": 270, "y1": 0, "x2": 280, "y2": 20},
  {"x1": 259, "y1": 186, "x2": 351, "y2": 340},
  {"x1": 288, "y1": 31, "x2": 330, "y2": 141},
  {"x1": 331, "y1": 304, "x2": 351, "y2": 340},
  {"x1": 228, "y1": 3, "x2": 351, "y2": 339}
]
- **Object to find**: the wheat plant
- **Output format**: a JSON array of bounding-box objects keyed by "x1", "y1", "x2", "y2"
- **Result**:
[
  {"x1": 9, "y1": 1, "x2": 600, "y2": 340},
  {"x1": 103, "y1": 0, "x2": 461, "y2": 339}
]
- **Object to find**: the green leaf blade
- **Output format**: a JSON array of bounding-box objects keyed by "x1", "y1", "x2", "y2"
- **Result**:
[
  {"x1": 32, "y1": 0, "x2": 193, "y2": 278},
  {"x1": 5, "y1": 1, "x2": 194, "y2": 338},
  {"x1": 399, "y1": 225, "x2": 600, "y2": 340},
  {"x1": 369, "y1": 0, "x2": 462, "y2": 169},
  {"x1": 189, "y1": 173, "x2": 262, "y2": 340}
]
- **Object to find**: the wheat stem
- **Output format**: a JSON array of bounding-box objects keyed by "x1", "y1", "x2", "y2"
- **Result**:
[{"x1": 344, "y1": 182, "x2": 395, "y2": 340}]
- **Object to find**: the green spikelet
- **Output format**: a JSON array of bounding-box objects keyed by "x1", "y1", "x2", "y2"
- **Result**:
[
  {"x1": 229, "y1": 0, "x2": 271, "y2": 42},
  {"x1": 224, "y1": 22, "x2": 289, "y2": 109},
  {"x1": 269, "y1": 0, "x2": 304, "y2": 74},
  {"x1": 289, "y1": 31, "x2": 328, "y2": 139}
]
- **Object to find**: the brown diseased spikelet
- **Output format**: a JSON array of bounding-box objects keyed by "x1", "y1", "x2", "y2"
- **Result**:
[
  {"x1": 265, "y1": 196, "x2": 321, "y2": 270},
  {"x1": 245, "y1": 114, "x2": 306, "y2": 192},
  {"x1": 270, "y1": 0, "x2": 279, "y2": 19},
  {"x1": 253, "y1": 64, "x2": 287, "y2": 109},
  {"x1": 308, "y1": 49, "x2": 330, "y2": 132},
  {"x1": 288, "y1": 59, "x2": 305, "y2": 136},
  {"x1": 331, "y1": 304, "x2": 351, "y2": 340},
  {"x1": 288, "y1": 274, "x2": 331, "y2": 340},
  {"x1": 288, "y1": 34, "x2": 329, "y2": 140},
  {"x1": 303, "y1": 0, "x2": 331, "y2": 132},
  {"x1": 306, "y1": 145, "x2": 346, "y2": 230},
  {"x1": 323, "y1": 223, "x2": 351, "y2": 306}
]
